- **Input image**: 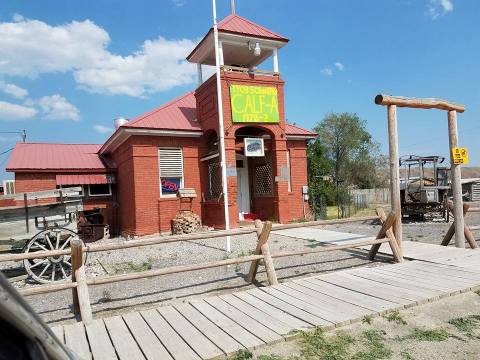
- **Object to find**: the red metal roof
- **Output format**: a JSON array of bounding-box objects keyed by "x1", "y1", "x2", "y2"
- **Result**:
[
  {"x1": 285, "y1": 123, "x2": 317, "y2": 137},
  {"x1": 56, "y1": 174, "x2": 115, "y2": 185},
  {"x1": 120, "y1": 91, "x2": 314, "y2": 137},
  {"x1": 6, "y1": 143, "x2": 110, "y2": 172},
  {"x1": 217, "y1": 14, "x2": 288, "y2": 42},
  {"x1": 123, "y1": 91, "x2": 201, "y2": 132}
]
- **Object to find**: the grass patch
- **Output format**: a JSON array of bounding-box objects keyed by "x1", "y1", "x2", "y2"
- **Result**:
[
  {"x1": 230, "y1": 349, "x2": 253, "y2": 360},
  {"x1": 400, "y1": 351, "x2": 415, "y2": 360},
  {"x1": 404, "y1": 328, "x2": 450, "y2": 342},
  {"x1": 448, "y1": 315, "x2": 480, "y2": 337},
  {"x1": 111, "y1": 257, "x2": 155, "y2": 274},
  {"x1": 384, "y1": 311, "x2": 407, "y2": 325},
  {"x1": 362, "y1": 314, "x2": 374, "y2": 325},
  {"x1": 297, "y1": 327, "x2": 354, "y2": 360},
  {"x1": 350, "y1": 330, "x2": 392, "y2": 360}
]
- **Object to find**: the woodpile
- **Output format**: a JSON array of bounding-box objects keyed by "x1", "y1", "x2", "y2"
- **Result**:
[{"x1": 172, "y1": 211, "x2": 206, "y2": 235}]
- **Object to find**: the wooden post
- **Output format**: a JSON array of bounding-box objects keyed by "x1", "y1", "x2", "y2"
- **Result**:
[
  {"x1": 387, "y1": 105, "x2": 402, "y2": 249},
  {"x1": 75, "y1": 265, "x2": 92, "y2": 324},
  {"x1": 260, "y1": 223, "x2": 278, "y2": 286},
  {"x1": 23, "y1": 193, "x2": 29, "y2": 233},
  {"x1": 247, "y1": 220, "x2": 276, "y2": 284},
  {"x1": 448, "y1": 110, "x2": 465, "y2": 248},
  {"x1": 70, "y1": 238, "x2": 83, "y2": 316}
]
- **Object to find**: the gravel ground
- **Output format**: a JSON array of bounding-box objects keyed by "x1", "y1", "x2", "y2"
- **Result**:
[{"x1": 1, "y1": 202, "x2": 479, "y2": 326}]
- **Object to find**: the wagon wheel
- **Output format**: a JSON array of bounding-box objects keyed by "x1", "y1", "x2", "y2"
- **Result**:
[{"x1": 23, "y1": 228, "x2": 83, "y2": 284}]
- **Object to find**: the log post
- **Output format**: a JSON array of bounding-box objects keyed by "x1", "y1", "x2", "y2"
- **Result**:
[
  {"x1": 387, "y1": 105, "x2": 402, "y2": 250},
  {"x1": 70, "y1": 238, "x2": 83, "y2": 316},
  {"x1": 24, "y1": 193, "x2": 29, "y2": 233},
  {"x1": 448, "y1": 110, "x2": 465, "y2": 248},
  {"x1": 369, "y1": 209, "x2": 402, "y2": 262},
  {"x1": 259, "y1": 222, "x2": 278, "y2": 285},
  {"x1": 75, "y1": 265, "x2": 92, "y2": 324},
  {"x1": 247, "y1": 220, "x2": 275, "y2": 284}
]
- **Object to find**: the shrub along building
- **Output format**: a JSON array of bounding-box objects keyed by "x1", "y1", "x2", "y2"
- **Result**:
[{"x1": 6, "y1": 14, "x2": 316, "y2": 236}]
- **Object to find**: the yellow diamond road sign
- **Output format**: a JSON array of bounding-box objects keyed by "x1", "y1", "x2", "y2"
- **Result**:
[{"x1": 452, "y1": 147, "x2": 468, "y2": 165}]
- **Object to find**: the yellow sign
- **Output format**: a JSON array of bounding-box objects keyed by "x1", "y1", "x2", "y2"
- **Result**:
[
  {"x1": 230, "y1": 85, "x2": 279, "y2": 123},
  {"x1": 452, "y1": 147, "x2": 469, "y2": 165}
]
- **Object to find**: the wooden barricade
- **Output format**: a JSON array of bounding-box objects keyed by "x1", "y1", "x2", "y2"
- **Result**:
[
  {"x1": 1, "y1": 213, "x2": 403, "y2": 323},
  {"x1": 441, "y1": 202, "x2": 478, "y2": 249}
]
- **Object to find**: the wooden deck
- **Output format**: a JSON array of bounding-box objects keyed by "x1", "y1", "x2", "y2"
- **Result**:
[{"x1": 51, "y1": 241, "x2": 480, "y2": 360}]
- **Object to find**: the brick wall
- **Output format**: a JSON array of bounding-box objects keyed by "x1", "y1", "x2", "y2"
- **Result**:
[{"x1": 287, "y1": 140, "x2": 310, "y2": 220}]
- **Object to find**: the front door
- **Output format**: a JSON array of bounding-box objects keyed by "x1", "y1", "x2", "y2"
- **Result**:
[{"x1": 236, "y1": 154, "x2": 250, "y2": 220}]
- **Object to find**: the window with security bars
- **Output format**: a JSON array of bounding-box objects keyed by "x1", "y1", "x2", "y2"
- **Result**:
[
  {"x1": 207, "y1": 161, "x2": 222, "y2": 200},
  {"x1": 158, "y1": 148, "x2": 183, "y2": 197},
  {"x1": 254, "y1": 163, "x2": 273, "y2": 197}
]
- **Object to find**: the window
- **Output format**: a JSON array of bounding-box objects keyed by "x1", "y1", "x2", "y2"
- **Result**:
[
  {"x1": 159, "y1": 148, "x2": 184, "y2": 197},
  {"x1": 254, "y1": 163, "x2": 273, "y2": 197},
  {"x1": 88, "y1": 184, "x2": 111, "y2": 196},
  {"x1": 3, "y1": 180, "x2": 15, "y2": 195},
  {"x1": 207, "y1": 161, "x2": 221, "y2": 200}
]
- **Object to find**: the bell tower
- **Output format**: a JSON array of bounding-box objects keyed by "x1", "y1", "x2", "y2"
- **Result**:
[{"x1": 188, "y1": 11, "x2": 291, "y2": 228}]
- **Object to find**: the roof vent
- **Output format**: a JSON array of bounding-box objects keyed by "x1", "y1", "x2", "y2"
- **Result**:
[{"x1": 114, "y1": 117, "x2": 129, "y2": 129}]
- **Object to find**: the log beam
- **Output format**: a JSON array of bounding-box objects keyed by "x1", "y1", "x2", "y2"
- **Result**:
[{"x1": 375, "y1": 94, "x2": 465, "y2": 113}]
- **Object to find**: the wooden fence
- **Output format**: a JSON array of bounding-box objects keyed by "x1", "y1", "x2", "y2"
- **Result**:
[{"x1": 0, "y1": 209, "x2": 401, "y2": 324}]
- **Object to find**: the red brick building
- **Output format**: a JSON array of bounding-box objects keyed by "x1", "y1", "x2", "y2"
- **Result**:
[{"x1": 6, "y1": 14, "x2": 316, "y2": 236}]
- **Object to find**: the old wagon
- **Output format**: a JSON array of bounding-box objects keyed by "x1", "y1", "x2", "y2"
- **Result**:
[{"x1": 0, "y1": 187, "x2": 105, "y2": 283}]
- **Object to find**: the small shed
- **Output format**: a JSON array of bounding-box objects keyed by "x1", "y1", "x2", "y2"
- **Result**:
[{"x1": 461, "y1": 178, "x2": 480, "y2": 201}]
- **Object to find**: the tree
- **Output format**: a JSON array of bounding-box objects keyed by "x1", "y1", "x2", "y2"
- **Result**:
[{"x1": 313, "y1": 112, "x2": 385, "y2": 189}]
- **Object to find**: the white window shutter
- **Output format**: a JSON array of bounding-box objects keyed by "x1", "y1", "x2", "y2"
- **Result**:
[{"x1": 158, "y1": 148, "x2": 183, "y2": 178}]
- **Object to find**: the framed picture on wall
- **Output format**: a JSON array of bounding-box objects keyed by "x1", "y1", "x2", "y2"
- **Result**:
[{"x1": 244, "y1": 138, "x2": 265, "y2": 157}]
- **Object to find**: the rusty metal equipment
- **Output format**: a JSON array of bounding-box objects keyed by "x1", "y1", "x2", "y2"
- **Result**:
[{"x1": 400, "y1": 155, "x2": 450, "y2": 220}]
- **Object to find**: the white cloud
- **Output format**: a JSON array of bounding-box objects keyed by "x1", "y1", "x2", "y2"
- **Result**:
[
  {"x1": 334, "y1": 62, "x2": 345, "y2": 71},
  {"x1": 93, "y1": 124, "x2": 113, "y2": 134},
  {"x1": 0, "y1": 16, "x2": 198, "y2": 97},
  {"x1": 38, "y1": 94, "x2": 80, "y2": 121},
  {"x1": 428, "y1": 0, "x2": 454, "y2": 19},
  {"x1": 171, "y1": 0, "x2": 186, "y2": 7},
  {"x1": 321, "y1": 68, "x2": 333, "y2": 76},
  {"x1": 0, "y1": 81, "x2": 28, "y2": 99},
  {"x1": 0, "y1": 101, "x2": 37, "y2": 120}
]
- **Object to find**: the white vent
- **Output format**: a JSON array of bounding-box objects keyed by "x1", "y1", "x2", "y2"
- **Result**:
[
  {"x1": 3, "y1": 180, "x2": 15, "y2": 195},
  {"x1": 159, "y1": 148, "x2": 183, "y2": 178}
]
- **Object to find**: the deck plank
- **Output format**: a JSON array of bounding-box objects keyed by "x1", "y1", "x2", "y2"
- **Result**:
[
  {"x1": 64, "y1": 322, "x2": 92, "y2": 360},
  {"x1": 140, "y1": 309, "x2": 200, "y2": 360},
  {"x1": 204, "y1": 296, "x2": 282, "y2": 343},
  {"x1": 174, "y1": 303, "x2": 244, "y2": 356},
  {"x1": 317, "y1": 272, "x2": 413, "y2": 305},
  {"x1": 51, "y1": 325, "x2": 64, "y2": 344},
  {"x1": 233, "y1": 292, "x2": 311, "y2": 330},
  {"x1": 85, "y1": 319, "x2": 117, "y2": 360},
  {"x1": 104, "y1": 316, "x2": 145, "y2": 360},
  {"x1": 158, "y1": 305, "x2": 223, "y2": 359},
  {"x1": 123, "y1": 312, "x2": 173, "y2": 360},
  {"x1": 220, "y1": 293, "x2": 294, "y2": 335},
  {"x1": 247, "y1": 288, "x2": 332, "y2": 328},
  {"x1": 299, "y1": 277, "x2": 398, "y2": 313},
  {"x1": 190, "y1": 300, "x2": 264, "y2": 349}
]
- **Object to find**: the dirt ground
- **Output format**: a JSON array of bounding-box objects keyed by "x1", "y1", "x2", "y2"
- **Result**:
[{"x1": 246, "y1": 291, "x2": 480, "y2": 360}]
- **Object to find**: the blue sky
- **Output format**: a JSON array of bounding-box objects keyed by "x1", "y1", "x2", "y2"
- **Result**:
[{"x1": 0, "y1": 0, "x2": 479, "y2": 179}]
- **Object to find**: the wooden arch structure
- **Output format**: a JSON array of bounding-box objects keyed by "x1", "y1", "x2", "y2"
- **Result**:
[{"x1": 375, "y1": 94, "x2": 467, "y2": 248}]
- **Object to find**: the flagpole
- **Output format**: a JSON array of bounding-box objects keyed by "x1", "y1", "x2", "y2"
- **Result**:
[{"x1": 212, "y1": 0, "x2": 231, "y2": 252}]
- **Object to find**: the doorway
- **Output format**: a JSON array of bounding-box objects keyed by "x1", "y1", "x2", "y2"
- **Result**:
[{"x1": 236, "y1": 153, "x2": 250, "y2": 220}]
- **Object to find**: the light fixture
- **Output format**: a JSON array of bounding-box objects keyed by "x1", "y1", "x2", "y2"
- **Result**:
[{"x1": 248, "y1": 41, "x2": 261, "y2": 57}]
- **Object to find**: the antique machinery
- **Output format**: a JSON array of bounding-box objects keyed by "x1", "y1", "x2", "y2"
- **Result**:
[{"x1": 399, "y1": 155, "x2": 450, "y2": 220}]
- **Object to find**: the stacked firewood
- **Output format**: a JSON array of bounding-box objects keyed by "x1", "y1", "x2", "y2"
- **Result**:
[{"x1": 172, "y1": 211, "x2": 203, "y2": 234}]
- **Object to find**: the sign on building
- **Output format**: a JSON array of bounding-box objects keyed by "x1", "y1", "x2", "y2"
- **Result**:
[
  {"x1": 452, "y1": 147, "x2": 469, "y2": 165},
  {"x1": 230, "y1": 85, "x2": 280, "y2": 123},
  {"x1": 244, "y1": 138, "x2": 265, "y2": 157}
]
